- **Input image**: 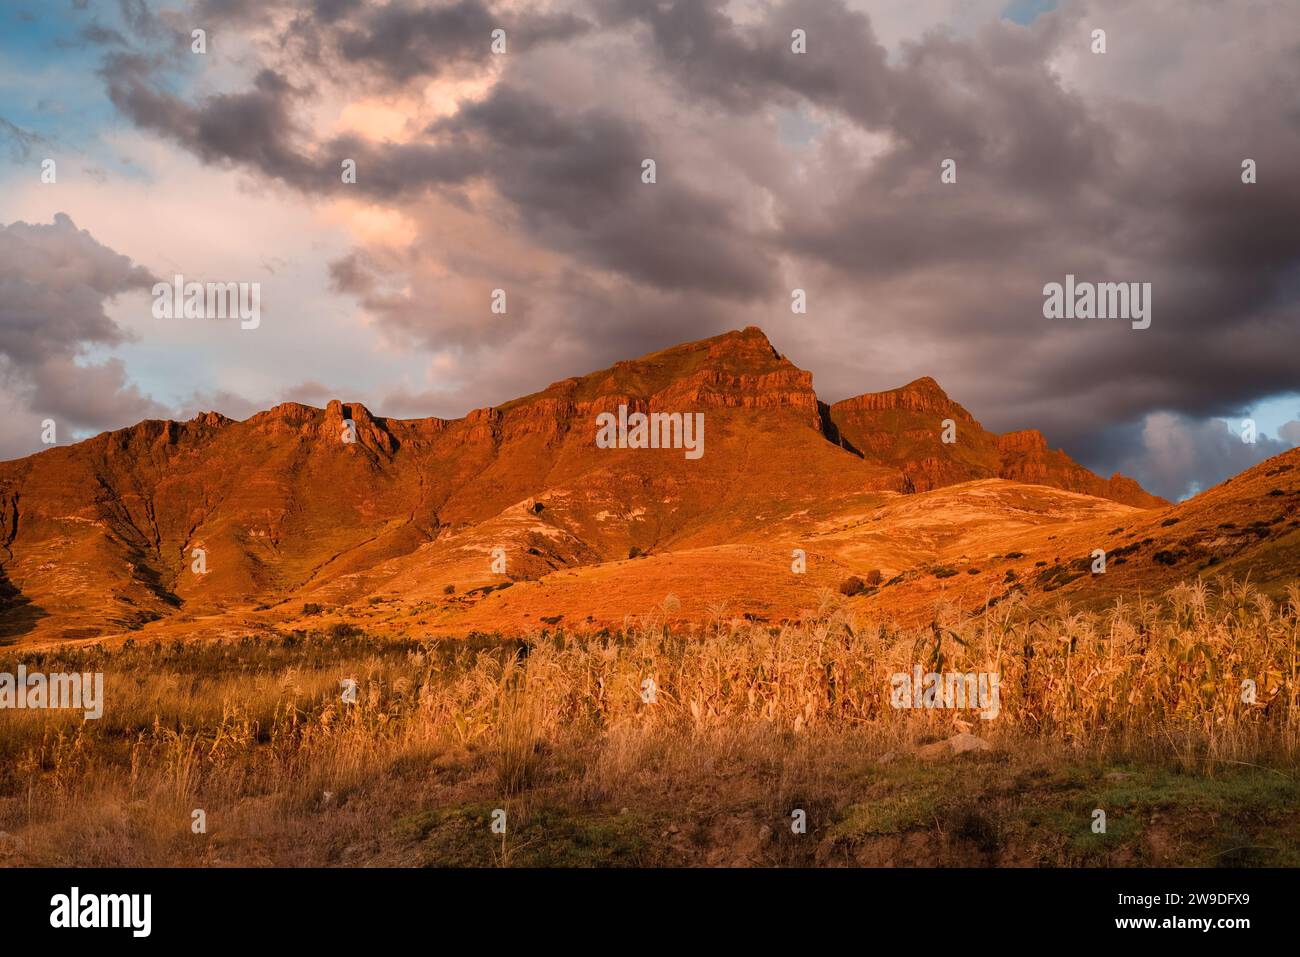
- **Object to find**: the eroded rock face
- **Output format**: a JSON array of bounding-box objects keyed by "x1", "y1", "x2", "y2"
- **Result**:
[
  {"x1": 830, "y1": 380, "x2": 1165, "y2": 508},
  {"x1": 0, "y1": 326, "x2": 1167, "y2": 643},
  {"x1": 835, "y1": 376, "x2": 976, "y2": 419},
  {"x1": 997, "y1": 429, "x2": 1048, "y2": 455}
]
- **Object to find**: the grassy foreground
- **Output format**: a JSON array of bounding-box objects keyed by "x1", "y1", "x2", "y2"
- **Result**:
[{"x1": 1, "y1": 579, "x2": 1297, "y2": 867}]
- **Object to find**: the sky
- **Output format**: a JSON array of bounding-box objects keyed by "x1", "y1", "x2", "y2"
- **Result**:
[{"x1": 0, "y1": 0, "x2": 1297, "y2": 501}]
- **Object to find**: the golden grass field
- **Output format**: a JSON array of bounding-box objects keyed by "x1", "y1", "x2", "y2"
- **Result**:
[{"x1": 1, "y1": 577, "x2": 1297, "y2": 867}]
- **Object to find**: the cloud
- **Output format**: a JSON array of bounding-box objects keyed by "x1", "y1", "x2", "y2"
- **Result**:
[
  {"x1": 331, "y1": 0, "x2": 589, "y2": 85},
  {"x1": 278, "y1": 379, "x2": 338, "y2": 406},
  {"x1": 0, "y1": 214, "x2": 169, "y2": 435},
  {"x1": 597, "y1": 0, "x2": 895, "y2": 125},
  {"x1": 0, "y1": 117, "x2": 54, "y2": 161},
  {"x1": 174, "y1": 388, "x2": 264, "y2": 422},
  {"x1": 0, "y1": 214, "x2": 146, "y2": 364},
  {"x1": 26, "y1": 355, "x2": 167, "y2": 429},
  {"x1": 102, "y1": 58, "x2": 325, "y2": 186},
  {"x1": 1100, "y1": 412, "x2": 1294, "y2": 502}
]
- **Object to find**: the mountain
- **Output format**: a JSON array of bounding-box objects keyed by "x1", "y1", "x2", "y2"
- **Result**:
[
  {"x1": 1, "y1": 326, "x2": 1292, "y2": 647},
  {"x1": 827, "y1": 376, "x2": 1165, "y2": 507}
]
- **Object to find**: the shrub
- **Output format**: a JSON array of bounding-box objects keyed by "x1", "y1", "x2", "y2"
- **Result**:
[
  {"x1": 865, "y1": 569, "x2": 883, "y2": 586},
  {"x1": 443, "y1": 584, "x2": 456, "y2": 595},
  {"x1": 628, "y1": 546, "x2": 642, "y2": 559},
  {"x1": 932, "y1": 567, "x2": 959, "y2": 579},
  {"x1": 839, "y1": 576, "x2": 865, "y2": 596},
  {"x1": 302, "y1": 603, "x2": 323, "y2": 616},
  {"x1": 1037, "y1": 564, "x2": 1084, "y2": 590},
  {"x1": 1152, "y1": 550, "x2": 1180, "y2": 565},
  {"x1": 1161, "y1": 517, "x2": 1181, "y2": 527}
]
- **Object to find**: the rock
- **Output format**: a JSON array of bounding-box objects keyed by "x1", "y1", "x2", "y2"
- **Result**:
[
  {"x1": 918, "y1": 732, "x2": 992, "y2": 761},
  {"x1": 948, "y1": 732, "x2": 992, "y2": 754}
]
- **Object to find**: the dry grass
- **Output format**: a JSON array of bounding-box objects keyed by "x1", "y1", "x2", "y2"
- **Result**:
[{"x1": 0, "y1": 578, "x2": 1296, "y2": 866}]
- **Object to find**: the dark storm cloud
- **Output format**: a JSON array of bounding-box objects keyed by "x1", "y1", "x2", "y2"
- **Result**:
[
  {"x1": 102, "y1": 48, "x2": 488, "y2": 193},
  {"x1": 334, "y1": 0, "x2": 590, "y2": 84},
  {"x1": 1085, "y1": 414, "x2": 1295, "y2": 502},
  {"x1": 191, "y1": 0, "x2": 273, "y2": 22},
  {"x1": 186, "y1": 0, "x2": 588, "y2": 85},
  {"x1": 104, "y1": 46, "x2": 776, "y2": 299},
  {"x1": 433, "y1": 86, "x2": 777, "y2": 298},
  {"x1": 778, "y1": 24, "x2": 1111, "y2": 276},
  {"x1": 102, "y1": 56, "x2": 324, "y2": 185},
  {"x1": 749, "y1": 3, "x2": 1300, "y2": 478},
  {"x1": 598, "y1": 0, "x2": 897, "y2": 123}
]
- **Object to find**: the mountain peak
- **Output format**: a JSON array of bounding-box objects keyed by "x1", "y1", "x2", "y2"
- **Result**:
[
  {"x1": 703, "y1": 326, "x2": 780, "y2": 362},
  {"x1": 832, "y1": 375, "x2": 971, "y2": 419},
  {"x1": 898, "y1": 375, "x2": 946, "y2": 396},
  {"x1": 191, "y1": 410, "x2": 232, "y2": 429},
  {"x1": 825, "y1": 374, "x2": 1164, "y2": 506}
]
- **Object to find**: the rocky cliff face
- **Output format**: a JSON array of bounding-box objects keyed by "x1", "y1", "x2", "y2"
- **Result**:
[
  {"x1": 829, "y1": 379, "x2": 1166, "y2": 508},
  {"x1": 997, "y1": 429, "x2": 1049, "y2": 455},
  {"x1": 834, "y1": 376, "x2": 977, "y2": 420}
]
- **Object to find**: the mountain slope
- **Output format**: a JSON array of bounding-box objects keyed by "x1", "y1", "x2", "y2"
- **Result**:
[{"x1": 0, "y1": 326, "x2": 1212, "y2": 646}]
